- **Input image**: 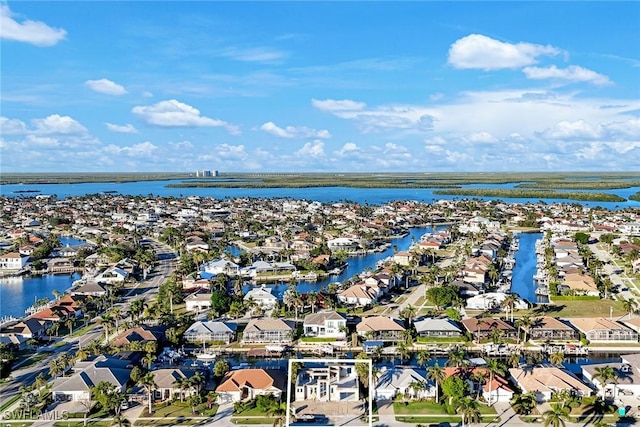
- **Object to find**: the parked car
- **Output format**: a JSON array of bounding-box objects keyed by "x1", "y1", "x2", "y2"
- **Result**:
[{"x1": 619, "y1": 388, "x2": 633, "y2": 396}]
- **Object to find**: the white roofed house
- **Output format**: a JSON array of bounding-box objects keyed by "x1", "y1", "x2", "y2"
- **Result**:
[
  {"x1": 203, "y1": 259, "x2": 240, "y2": 277},
  {"x1": 327, "y1": 237, "x2": 361, "y2": 253},
  {"x1": 374, "y1": 367, "x2": 435, "y2": 401},
  {"x1": 582, "y1": 361, "x2": 640, "y2": 399},
  {"x1": 184, "y1": 293, "x2": 212, "y2": 312},
  {"x1": 95, "y1": 266, "x2": 129, "y2": 284},
  {"x1": 303, "y1": 310, "x2": 347, "y2": 340},
  {"x1": 244, "y1": 285, "x2": 278, "y2": 310},
  {"x1": 295, "y1": 365, "x2": 359, "y2": 402},
  {"x1": 414, "y1": 318, "x2": 463, "y2": 339},
  {"x1": 183, "y1": 321, "x2": 237, "y2": 344}
]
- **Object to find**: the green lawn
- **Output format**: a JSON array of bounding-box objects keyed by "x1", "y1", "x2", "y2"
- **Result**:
[
  {"x1": 234, "y1": 406, "x2": 268, "y2": 416},
  {"x1": 396, "y1": 415, "x2": 501, "y2": 423},
  {"x1": 142, "y1": 402, "x2": 218, "y2": 417},
  {"x1": 230, "y1": 417, "x2": 275, "y2": 424},
  {"x1": 524, "y1": 299, "x2": 626, "y2": 318}
]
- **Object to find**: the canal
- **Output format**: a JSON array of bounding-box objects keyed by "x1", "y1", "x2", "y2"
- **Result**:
[{"x1": 510, "y1": 232, "x2": 547, "y2": 304}]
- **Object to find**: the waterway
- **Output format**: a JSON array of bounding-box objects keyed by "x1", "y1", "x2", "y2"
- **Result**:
[
  {"x1": 510, "y1": 232, "x2": 546, "y2": 304},
  {"x1": 2, "y1": 180, "x2": 640, "y2": 209},
  {"x1": 0, "y1": 236, "x2": 87, "y2": 320}
]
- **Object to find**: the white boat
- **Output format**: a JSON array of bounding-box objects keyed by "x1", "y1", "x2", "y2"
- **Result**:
[
  {"x1": 265, "y1": 345, "x2": 284, "y2": 353},
  {"x1": 196, "y1": 352, "x2": 217, "y2": 361}
]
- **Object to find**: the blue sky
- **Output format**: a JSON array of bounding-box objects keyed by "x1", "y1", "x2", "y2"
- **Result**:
[{"x1": 1, "y1": 1, "x2": 639, "y2": 173}]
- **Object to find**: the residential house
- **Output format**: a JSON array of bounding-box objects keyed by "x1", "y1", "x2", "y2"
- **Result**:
[
  {"x1": 582, "y1": 362, "x2": 640, "y2": 399},
  {"x1": 461, "y1": 317, "x2": 517, "y2": 341},
  {"x1": 327, "y1": 238, "x2": 361, "y2": 252},
  {"x1": 303, "y1": 310, "x2": 347, "y2": 340},
  {"x1": 529, "y1": 317, "x2": 579, "y2": 342},
  {"x1": 374, "y1": 367, "x2": 435, "y2": 401},
  {"x1": 414, "y1": 318, "x2": 463, "y2": 339},
  {"x1": 337, "y1": 283, "x2": 381, "y2": 306},
  {"x1": 0, "y1": 252, "x2": 28, "y2": 270},
  {"x1": 185, "y1": 293, "x2": 212, "y2": 312},
  {"x1": 151, "y1": 368, "x2": 200, "y2": 401},
  {"x1": 559, "y1": 272, "x2": 599, "y2": 297},
  {"x1": 393, "y1": 251, "x2": 413, "y2": 267},
  {"x1": 183, "y1": 321, "x2": 237, "y2": 344},
  {"x1": 509, "y1": 367, "x2": 592, "y2": 402},
  {"x1": 465, "y1": 292, "x2": 527, "y2": 311},
  {"x1": 356, "y1": 316, "x2": 405, "y2": 342},
  {"x1": 52, "y1": 356, "x2": 131, "y2": 402},
  {"x1": 0, "y1": 318, "x2": 50, "y2": 339},
  {"x1": 71, "y1": 281, "x2": 107, "y2": 297},
  {"x1": 568, "y1": 317, "x2": 639, "y2": 342},
  {"x1": 242, "y1": 318, "x2": 295, "y2": 344},
  {"x1": 95, "y1": 266, "x2": 129, "y2": 284},
  {"x1": 216, "y1": 369, "x2": 286, "y2": 403},
  {"x1": 244, "y1": 285, "x2": 279, "y2": 310},
  {"x1": 444, "y1": 367, "x2": 514, "y2": 404},
  {"x1": 295, "y1": 365, "x2": 359, "y2": 402},
  {"x1": 112, "y1": 326, "x2": 165, "y2": 348},
  {"x1": 203, "y1": 259, "x2": 240, "y2": 277}
]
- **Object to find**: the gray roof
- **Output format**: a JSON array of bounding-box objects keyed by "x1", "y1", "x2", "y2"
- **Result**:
[
  {"x1": 185, "y1": 321, "x2": 236, "y2": 335},
  {"x1": 375, "y1": 367, "x2": 431, "y2": 390},
  {"x1": 53, "y1": 365, "x2": 130, "y2": 393},
  {"x1": 303, "y1": 310, "x2": 346, "y2": 326},
  {"x1": 244, "y1": 318, "x2": 294, "y2": 333},
  {"x1": 414, "y1": 318, "x2": 462, "y2": 333}
]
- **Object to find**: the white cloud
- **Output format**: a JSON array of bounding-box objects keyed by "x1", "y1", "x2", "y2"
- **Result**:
[
  {"x1": 260, "y1": 121, "x2": 331, "y2": 139},
  {"x1": 132, "y1": 100, "x2": 240, "y2": 134},
  {"x1": 32, "y1": 115, "x2": 87, "y2": 135},
  {"x1": 295, "y1": 140, "x2": 325, "y2": 158},
  {"x1": 448, "y1": 34, "x2": 561, "y2": 70},
  {"x1": 143, "y1": 91, "x2": 154, "y2": 98},
  {"x1": 85, "y1": 79, "x2": 128, "y2": 95},
  {"x1": 213, "y1": 144, "x2": 248, "y2": 160},
  {"x1": 106, "y1": 123, "x2": 138, "y2": 134},
  {"x1": 105, "y1": 141, "x2": 158, "y2": 157},
  {"x1": 312, "y1": 98, "x2": 366, "y2": 112},
  {"x1": 220, "y1": 47, "x2": 288, "y2": 62},
  {"x1": 539, "y1": 120, "x2": 601, "y2": 140},
  {"x1": 0, "y1": 117, "x2": 27, "y2": 135},
  {"x1": 464, "y1": 131, "x2": 498, "y2": 144},
  {"x1": 522, "y1": 65, "x2": 611, "y2": 86},
  {"x1": 0, "y1": 4, "x2": 66, "y2": 46},
  {"x1": 334, "y1": 142, "x2": 359, "y2": 157}
]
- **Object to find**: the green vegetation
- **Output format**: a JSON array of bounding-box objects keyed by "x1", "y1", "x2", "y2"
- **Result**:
[
  {"x1": 630, "y1": 191, "x2": 640, "y2": 202},
  {"x1": 434, "y1": 188, "x2": 625, "y2": 202},
  {"x1": 1, "y1": 172, "x2": 191, "y2": 184},
  {"x1": 527, "y1": 299, "x2": 626, "y2": 318}
]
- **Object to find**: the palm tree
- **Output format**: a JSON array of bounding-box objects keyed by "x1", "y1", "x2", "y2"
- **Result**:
[
  {"x1": 515, "y1": 315, "x2": 532, "y2": 344},
  {"x1": 395, "y1": 342, "x2": 411, "y2": 363},
  {"x1": 543, "y1": 404, "x2": 569, "y2": 427},
  {"x1": 65, "y1": 317, "x2": 75, "y2": 335},
  {"x1": 508, "y1": 350, "x2": 522, "y2": 368},
  {"x1": 416, "y1": 350, "x2": 432, "y2": 369},
  {"x1": 593, "y1": 365, "x2": 618, "y2": 399},
  {"x1": 485, "y1": 359, "x2": 506, "y2": 406},
  {"x1": 446, "y1": 347, "x2": 467, "y2": 368},
  {"x1": 98, "y1": 312, "x2": 115, "y2": 343},
  {"x1": 549, "y1": 351, "x2": 565, "y2": 366},
  {"x1": 511, "y1": 392, "x2": 537, "y2": 415},
  {"x1": 621, "y1": 297, "x2": 638, "y2": 320},
  {"x1": 139, "y1": 372, "x2": 156, "y2": 414},
  {"x1": 267, "y1": 402, "x2": 287, "y2": 427},
  {"x1": 470, "y1": 370, "x2": 486, "y2": 399},
  {"x1": 408, "y1": 380, "x2": 426, "y2": 400},
  {"x1": 426, "y1": 363, "x2": 446, "y2": 403},
  {"x1": 456, "y1": 396, "x2": 481, "y2": 427},
  {"x1": 501, "y1": 294, "x2": 520, "y2": 322}
]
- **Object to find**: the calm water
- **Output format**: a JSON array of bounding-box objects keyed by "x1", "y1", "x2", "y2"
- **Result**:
[
  {"x1": 2, "y1": 180, "x2": 640, "y2": 209},
  {"x1": 0, "y1": 237, "x2": 87, "y2": 319},
  {"x1": 510, "y1": 233, "x2": 545, "y2": 303}
]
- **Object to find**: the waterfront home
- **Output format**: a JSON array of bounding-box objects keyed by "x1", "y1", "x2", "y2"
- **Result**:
[
  {"x1": 185, "y1": 292, "x2": 212, "y2": 312},
  {"x1": 151, "y1": 368, "x2": 200, "y2": 402},
  {"x1": 94, "y1": 266, "x2": 129, "y2": 284},
  {"x1": 374, "y1": 367, "x2": 435, "y2": 401},
  {"x1": 70, "y1": 281, "x2": 107, "y2": 297},
  {"x1": 183, "y1": 321, "x2": 237, "y2": 344},
  {"x1": 181, "y1": 275, "x2": 211, "y2": 291},
  {"x1": 393, "y1": 251, "x2": 414, "y2": 267},
  {"x1": 568, "y1": 317, "x2": 639, "y2": 342},
  {"x1": 443, "y1": 367, "x2": 514, "y2": 404},
  {"x1": 508, "y1": 367, "x2": 592, "y2": 402},
  {"x1": 244, "y1": 285, "x2": 278, "y2": 310},
  {"x1": 462, "y1": 256, "x2": 492, "y2": 284},
  {"x1": 356, "y1": 316, "x2": 405, "y2": 342},
  {"x1": 113, "y1": 326, "x2": 165, "y2": 348},
  {"x1": 303, "y1": 310, "x2": 347, "y2": 340},
  {"x1": 528, "y1": 316, "x2": 580, "y2": 342},
  {"x1": 0, "y1": 252, "x2": 28, "y2": 270},
  {"x1": 327, "y1": 237, "x2": 361, "y2": 253},
  {"x1": 337, "y1": 283, "x2": 381, "y2": 306},
  {"x1": 465, "y1": 292, "x2": 527, "y2": 311},
  {"x1": 295, "y1": 365, "x2": 359, "y2": 402},
  {"x1": 582, "y1": 362, "x2": 640, "y2": 399},
  {"x1": 203, "y1": 259, "x2": 240, "y2": 276},
  {"x1": 52, "y1": 356, "x2": 131, "y2": 402},
  {"x1": 558, "y1": 272, "x2": 599, "y2": 297},
  {"x1": 413, "y1": 318, "x2": 463, "y2": 339},
  {"x1": 0, "y1": 334, "x2": 28, "y2": 349},
  {"x1": 242, "y1": 260, "x2": 296, "y2": 278},
  {"x1": 185, "y1": 236, "x2": 209, "y2": 252},
  {"x1": 242, "y1": 318, "x2": 295, "y2": 344},
  {"x1": 461, "y1": 317, "x2": 517, "y2": 341},
  {"x1": 215, "y1": 368, "x2": 286, "y2": 403},
  {"x1": 0, "y1": 318, "x2": 50, "y2": 339}
]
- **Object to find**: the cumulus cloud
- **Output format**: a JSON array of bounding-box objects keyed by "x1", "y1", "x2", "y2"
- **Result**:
[
  {"x1": 32, "y1": 114, "x2": 88, "y2": 135},
  {"x1": 106, "y1": 123, "x2": 138, "y2": 134},
  {"x1": 85, "y1": 79, "x2": 128, "y2": 95},
  {"x1": 260, "y1": 121, "x2": 331, "y2": 139},
  {"x1": 105, "y1": 141, "x2": 158, "y2": 157},
  {"x1": 0, "y1": 4, "x2": 66, "y2": 46},
  {"x1": 464, "y1": 132, "x2": 498, "y2": 144},
  {"x1": 312, "y1": 98, "x2": 366, "y2": 112},
  {"x1": 448, "y1": 34, "x2": 561, "y2": 70},
  {"x1": 522, "y1": 65, "x2": 611, "y2": 85},
  {"x1": 0, "y1": 117, "x2": 27, "y2": 135},
  {"x1": 334, "y1": 142, "x2": 359, "y2": 157},
  {"x1": 132, "y1": 100, "x2": 240, "y2": 134},
  {"x1": 295, "y1": 140, "x2": 325, "y2": 158}
]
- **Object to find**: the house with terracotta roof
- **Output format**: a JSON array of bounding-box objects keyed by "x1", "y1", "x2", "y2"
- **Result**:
[
  {"x1": 112, "y1": 326, "x2": 165, "y2": 347},
  {"x1": 356, "y1": 316, "x2": 405, "y2": 342},
  {"x1": 242, "y1": 318, "x2": 295, "y2": 344},
  {"x1": 215, "y1": 368, "x2": 286, "y2": 403},
  {"x1": 443, "y1": 367, "x2": 514, "y2": 403},
  {"x1": 559, "y1": 272, "x2": 599, "y2": 297},
  {"x1": 509, "y1": 367, "x2": 592, "y2": 402},
  {"x1": 528, "y1": 317, "x2": 579, "y2": 342},
  {"x1": 568, "y1": 317, "x2": 639, "y2": 343}
]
